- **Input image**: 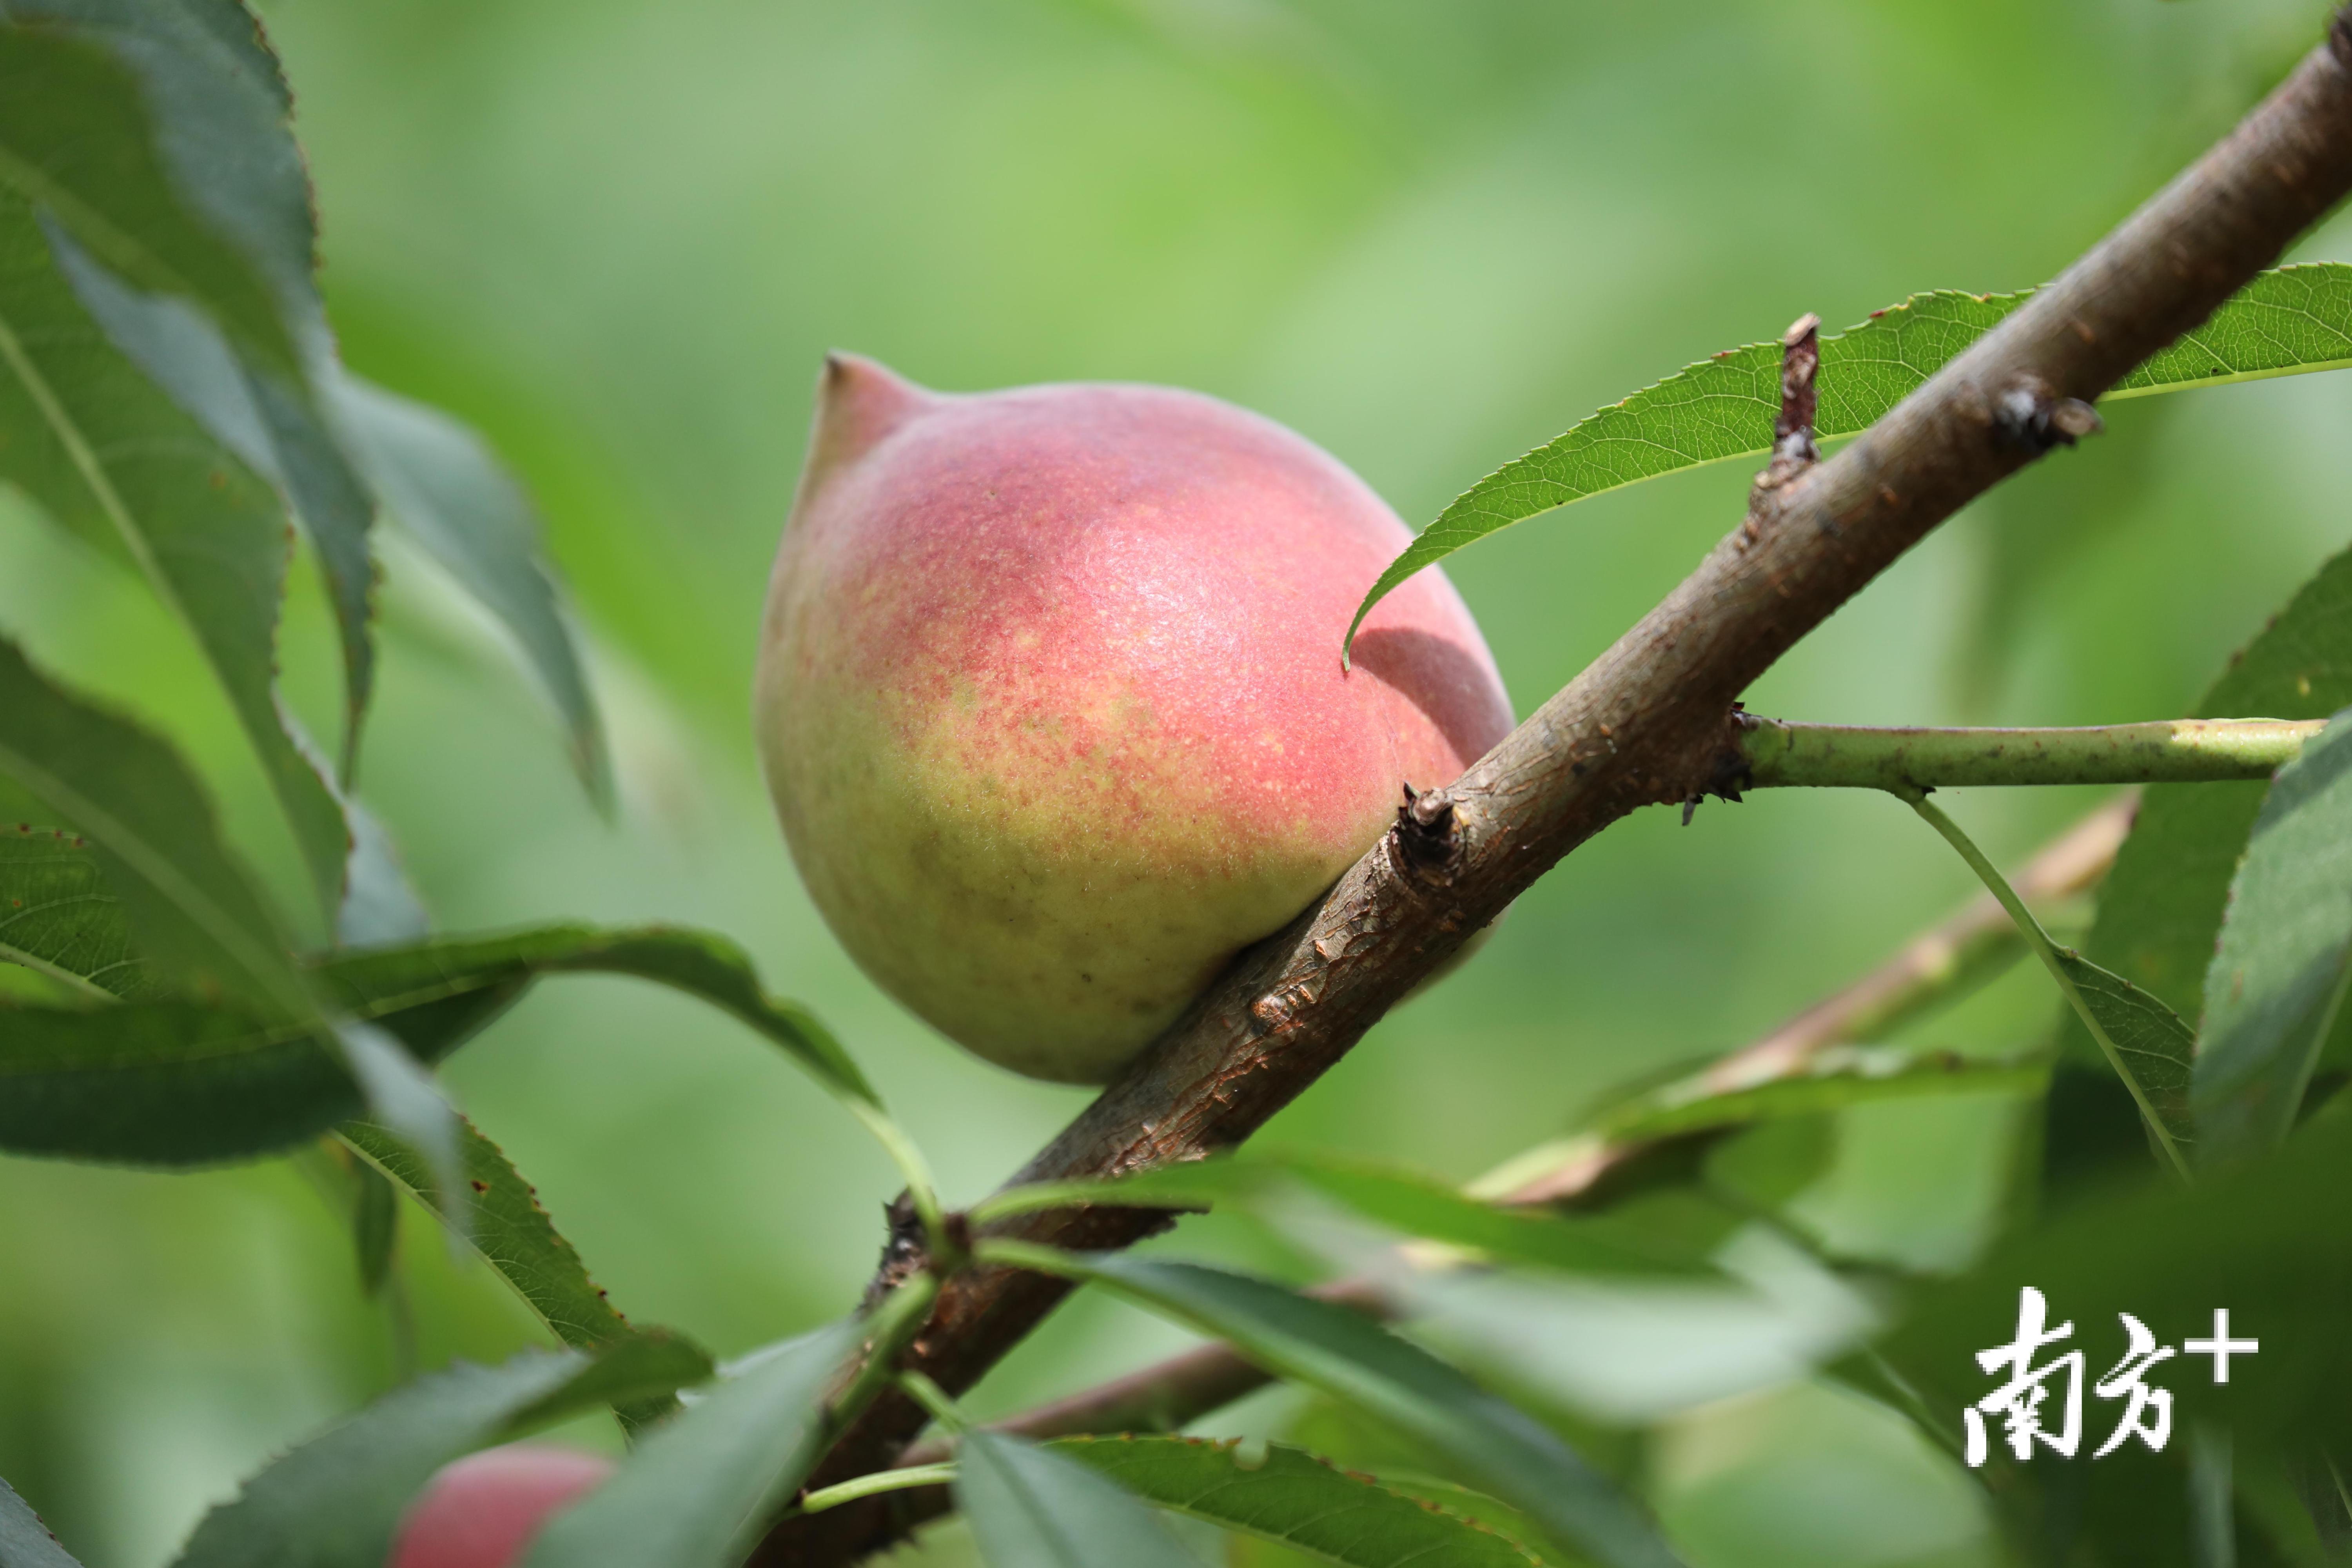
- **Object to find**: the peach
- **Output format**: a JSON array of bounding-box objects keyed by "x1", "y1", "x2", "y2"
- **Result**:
[
  {"x1": 755, "y1": 356, "x2": 1512, "y2": 1083},
  {"x1": 389, "y1": 1446, "x2": 612, "y2": 1568}
]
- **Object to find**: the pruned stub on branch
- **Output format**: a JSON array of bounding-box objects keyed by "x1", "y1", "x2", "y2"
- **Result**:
[
  {"x1": 1754, "y1": 311, "x2": 1822, "y2": 497},
  {"x1": 760, "y1": 11, "x2": 2352, "y2": 1561}
]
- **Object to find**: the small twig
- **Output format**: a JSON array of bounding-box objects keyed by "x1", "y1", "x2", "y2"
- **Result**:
[{"x1": 1725, "y1": 715, "x2": 2318, "y2": 793}]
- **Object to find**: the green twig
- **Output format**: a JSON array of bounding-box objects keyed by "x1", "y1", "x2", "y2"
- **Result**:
[
  {"x1": 797, "y1": 1462, "x2": 960, "y2": 1515},
  {"x1": 1893, "y1": 787, "x2": 2190, "y2": 1181},
  {"x1": 1742, "y1": 717, "x2": 2317, "y2": 791}
]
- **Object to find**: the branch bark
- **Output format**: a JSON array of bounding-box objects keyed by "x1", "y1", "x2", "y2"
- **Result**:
[{"x1": 760, "y1": 16, "x2": 2352, "y2": 1562}]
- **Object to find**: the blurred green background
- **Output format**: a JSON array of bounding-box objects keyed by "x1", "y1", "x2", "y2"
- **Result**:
[{"x1": 5, "y1": 1, "x2": 2352, "y2": 1563}]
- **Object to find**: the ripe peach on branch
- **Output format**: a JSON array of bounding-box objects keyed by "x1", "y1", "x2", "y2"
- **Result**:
[{"x1": 756, "y1": 356, "x2": 1513, "y2": 1083}]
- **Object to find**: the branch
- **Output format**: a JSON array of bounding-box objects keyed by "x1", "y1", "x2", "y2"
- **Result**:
[
  {"x1": 1723, "y1": 715, "x2": 2319, "y2": 794},
  {"x1": 760, "y1": 17, "x2": 2352, "y2": 1562},
  {"x1": 842, "y1": 800, "x2": 2132, "y2": 1543}
]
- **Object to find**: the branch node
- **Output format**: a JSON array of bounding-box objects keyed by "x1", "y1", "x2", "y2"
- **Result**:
[
  {"x1": 1685, "y1": 704, "x2": 1758, "y2": 825},
  {"x1": 1392, "y1": 782, "x2": 1459, "y2": 874},
  {"x1": 1993, "y1": 378, "x2": 2104, "y2": 452},
  {"x1": 864, "y1": 1194, "x2": 930, "y2": 1309}
]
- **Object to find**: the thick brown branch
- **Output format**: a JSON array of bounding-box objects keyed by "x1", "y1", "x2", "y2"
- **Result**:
[{"x1": 760, "y1": 18, "x2": 2352, "y2": 1563}]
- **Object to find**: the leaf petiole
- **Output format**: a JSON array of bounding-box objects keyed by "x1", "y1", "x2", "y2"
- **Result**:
[
  {"x1": 897, "y1": 1369, "x2": 969, "y2": 1434},
  {"x1": 795, "y1": 1462, "x2": 960, "y2": 1515}
]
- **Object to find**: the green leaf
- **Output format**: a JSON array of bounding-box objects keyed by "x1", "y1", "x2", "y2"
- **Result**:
[
  {"x1": 1345, "y1": 264, "x2": 2352, "y2": 654},
  {"x1": 2194, "y1": 711, "x2": 2352, "y2": 1164},
  {"x1": 1050, "y1": 1435, "x2": 1545, "y2": 1568},
  {"x1": 0, "y1": 183, "x2": 357, "y2": 924},
  {"x1": 170, "y1": 1336, "x2": 710, "y2": 1568},
  {"x1": 2071, "y1": 547, "x2": 2352, "y2": 1052},
  {"x1": 1586, "y1": 1044, "x2": 2049, "y2": 1144},
  {"x1": 0, "y1": 646, "x2": 454, "y2": 1196},
  {"x1": 0, "y1": 1474, "x2": 82, "y2": 1568},
  {"x1": 49, "y1": 221, "x2": 384, "y2": 786},
  {"x1": 0, "y1": 1001, "x2": 374, "y2": 1164},
  {"x1": 2054, "y1": 949, "x2": 2198, "y2": 1149},
  {"x1": 334, "y1": 1020, "x2": 460, "y2": 1222},
  {"x1": 348, "y1": 1148, "x2": 398, "y2": 1297},
  {"x1": 328, "y1": 373, "x2": 609, "y2": 807},
  {"x1": 0, "y1": 634, "x2": 306, "y2": 1017},
  {"x1": 0, "y1": 864, "x2": 872, "y2": 1166},
  {"x1": 958, "y1": 1431, "x2": 1205, "y2": 1568},
  {"x1": 339, "y1": 1114, "x2": 679, "y2": 1426},
  {"x1": 0, "y1": 824, "x2": 157, "y2": 999},
  {"x1": 981, "y1": 1152, "x2": 1707, "y2": 1278},
  {"x1": 520, "y1": 1318, "x2": 860, "y2": 1568},
  {"x1": 993, "y1": 1249, "x2": 1682, "y2": 1568},
  {"x1": 0, "y1": 22, "x2": 297, "y2": 374},
  {"x1": 314, "y1": 923, "x2": 878, "y2": 1107},
  {"x1": 6, "y1": 0, "x2": 389, "y2": 765}
]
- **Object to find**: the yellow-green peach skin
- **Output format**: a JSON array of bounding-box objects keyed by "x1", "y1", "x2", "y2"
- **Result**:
[{"x1": 756, "y1": 354, "x2": 1514, "y2": 1083}]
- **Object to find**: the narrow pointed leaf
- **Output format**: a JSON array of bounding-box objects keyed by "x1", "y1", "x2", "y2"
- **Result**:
[
  {"x1": 2055, "y1": 949, "x2": 2197, "y2": 1148},
  {"x1": 0, "y1": 1475, "x2": 82, "y2": 1568},
  {"x1": 334, "y1": 792, "x2": 428, "y2": 947},
  {"x1": 340, "y1": 1114, "x2": 678, "y2": 1426},
  {"x1": 0, "y1": 186, "x2": 351, "y2": 920},
  {"x1": 342, "y1": 1115, "x2": 635, "y2": 1350},
  {"x1": 521, "y1": 1319, "x2": 860, "y2": 1568},
  {"x1": 334, "y1": 1019, "x2": 460, "y2": 1222},
  {"x1": 0, "y1": 736, "x2": 452, "y2": 1176},
  {"x1": 1346, "y1": 264, "x2": 2352, "y2": 653},
  {"x1": 997, "y1": 1250, "x2": 1682, "y2": 1568},
  {"x1": 0, "y1": 23, "x2": 296, "y2": 373},
  {"x1": 0, "y1": 913, "x2": 873, "y2": 1166},
  {"x1": 329, "y1": 373, "x2": 608, "y2": 806},
  {"x1": 0, "y1": 1002, "x2": 390, "y2": 1164},
  {"x1": 8, "y1": 0, "x2": 390, "y2": 761},
  {"x1": 0, "y1": 824, "x2": 157, "y2": 999},
  {"x1": 1050, "y1": 1435, "x2": 1545, "y2": 1568},
  {"x1": 348, "y1": 1152, "x2": 397, "y2": 1296},
  {"x1": 984, "y1": 1153, "x2": 1706, "y2": 1277},
  {"x1": 957, "y1": 1431, "x2": 1204, "y2": 1568},
  {"x1": 2195, "y1": 712, "x2": 2352, "y2": 1163},
  {"x1": 0, "y1": 635, "x2": 306, "y2": 1016},
  {"x1": 317, "y1": 923, "x2": 878, "y2": 1104},
  {"x1": 170, "y1": 1336, "x2": 710, "y2": 1568},
  {"x1": 1587, "y1": 1044, "x2": 2049, "y2": 1143},
  {"x1": 50, "y1": 226, "x2": 382, "y2": 780},
  {"x1": 2069, "y1": 547, "x2": 2352, "y2": 1050}
]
